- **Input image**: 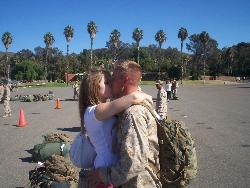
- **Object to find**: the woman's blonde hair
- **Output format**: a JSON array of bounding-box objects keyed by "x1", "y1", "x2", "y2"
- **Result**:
[{"x1": 78, "y1": 68, "x2": 111, "y2": 132}]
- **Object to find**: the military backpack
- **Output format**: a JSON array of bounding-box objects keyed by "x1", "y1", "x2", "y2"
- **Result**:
[
  {"x1": 143, "y1": 104, "x2": 198, "y2": 188},
  {"x1": 156, "y1": 118, "x2": 198, "y2": 188}
]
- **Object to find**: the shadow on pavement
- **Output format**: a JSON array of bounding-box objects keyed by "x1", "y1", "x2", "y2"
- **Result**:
[
  {"x1": 237, "y1": 86, "x2": 250, "y2": 88},
  {"x1": 19, "y1": 149, "x2": 34, "y2": 163},
  {"x1": 19, "y1": 156, "x2": 33, "y2": 163},
  {"x1": 62, "y1": 98, "x2": 78, "y2": 101},
  {"x1": 241, "y1": 144, "x2": 250, "y2": 147},
  {"x1": 57, "y1": 127, "x2": 80, "y2": 132},
  {"x1": 31, "y1": 112, "x2": 40, "y2": 115}
]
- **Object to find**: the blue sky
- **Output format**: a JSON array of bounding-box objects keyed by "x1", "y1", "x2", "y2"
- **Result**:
[{"x1": 0, "y1": 0, "x2": 250, "y2": 54}]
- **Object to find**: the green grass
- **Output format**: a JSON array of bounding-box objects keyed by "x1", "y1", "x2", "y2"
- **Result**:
[
  {"x1": 18, "y1": 82, "x2": 69, "y2": 88},
  {"x1": 140, "y1": 80, "x2": 228, "y2": 85},
  {"x1": 17, "y1": 79, "x2": 232, "y2": 88}
]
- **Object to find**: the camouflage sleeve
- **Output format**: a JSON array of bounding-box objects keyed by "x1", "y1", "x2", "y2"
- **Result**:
[{"x1": 98, "y1": 107, "x2": 149, "y2": 186}]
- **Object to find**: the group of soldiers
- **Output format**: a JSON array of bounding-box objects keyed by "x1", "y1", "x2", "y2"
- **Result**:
[
  {"x1": 0, "y1": 80, "x2": 11, "y2": 117},
  {"x1": 155, "y1": 79, "x2": 179, "y2": 120}
]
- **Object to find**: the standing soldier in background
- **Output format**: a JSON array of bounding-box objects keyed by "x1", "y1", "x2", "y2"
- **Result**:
[
  {"x1": 72, "y1": 81, "x2": 79, "y2": 100},
  {"x1": 155, "y1": 80, "x2": 168, "y2": 120},
  {"x1": 2, "y1": 81, "x2": 12, "y2": 117},
  {"x1": 0, "y1": 81, "x2": 4, "y2": 104},
  {"x1": 172, "y1": 80, "x2": 179, "y2": 100}
]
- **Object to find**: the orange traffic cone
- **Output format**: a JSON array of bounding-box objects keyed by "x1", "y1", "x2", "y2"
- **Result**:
[
  {"x1": 55, "y1": 98, "x2": 62, "y2": 109},
  {"x1": 19, "y1": 108, "x2": 27, "y2": 127}
]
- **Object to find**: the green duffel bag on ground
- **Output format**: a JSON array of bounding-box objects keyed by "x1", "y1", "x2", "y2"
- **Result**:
[{"x1": 32, "y1": 142, "x2": 70, "y2": 162}]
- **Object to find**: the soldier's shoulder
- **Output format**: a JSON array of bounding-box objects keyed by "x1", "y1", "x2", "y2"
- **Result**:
[{"x1": 124, "y1": 103, "x2": 152, "y2": 118}]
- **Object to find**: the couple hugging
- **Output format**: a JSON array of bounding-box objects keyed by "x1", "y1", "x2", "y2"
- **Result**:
[{"x1": 77, "y1": 60, "x2": 161, "y2": 188}]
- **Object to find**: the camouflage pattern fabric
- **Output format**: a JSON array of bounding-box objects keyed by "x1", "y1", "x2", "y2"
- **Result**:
[
  {"x1": 29, "y1": 155, "x2": 78, "y2": 188},
  {"x1": 0, "y1": 85, "x2": 4, "y2": 102},
  {"x1": 156, "y1": 88, "x2": 168, "y2": 120},
  {"x1": 157, "y1": 119, "x2": 197, "y2": 188},
  {"x1": 10, "y1": 95, "x2": 20, "y2": 101},
  {"x1": 47, "y1": 93, "x2": 54, "y2": 100},
  {"x1": 3, "y1": 85, "x2": 11, "y2": 114},
  {"x1": 43, "y1": 133, "x2": 73, "y2": 144},
  {"x1": 22, "y1": 95, "x2": 33, "y2": 102},
  {"x1": 96, "y1": 100, "x2": 162, "y2": 188},
  {"x1": 33, "y1": 94, "x2": 42, "y2": 102},
  {"x1": 142, "y1": 106, "x2": 198, "y2": 188},
  {"x1": 41, "y1": 95, "x2": 48, "y2": 101}
]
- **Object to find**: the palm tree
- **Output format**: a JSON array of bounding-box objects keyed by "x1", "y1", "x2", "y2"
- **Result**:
[
  {"x1": 1, "y1": 32, "x2": 13, "y2": 80},
  {"x1": 43, "y1": 32, "x2": 55, "y2": 79},
  {"x1": 132, "y1": 28, "x2": 143, "y2": 65},
  {"x1": 199, "y1": 31, "x2": 209, "y2": 84},
  {"x1": 87, "y1": 21, "x2": 98, "y2": 67},
  {"x1": 178, "y1": 27, "x2": 188, "y2": 84},
  {"x1": 64, "y1": 25, "x2": 74, "y2": 56},
  {"x1": 155, "y1": 30, "x2": 166, "y2": 76},
  {"x1": 109, "y1": 29, "x2": 121, "y2": 63},
  {"x1": 64, "y1": 25, "x2": 74, "y2": 85}
]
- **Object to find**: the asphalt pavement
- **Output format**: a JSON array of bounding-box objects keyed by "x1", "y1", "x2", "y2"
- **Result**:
[{"x1": 0, "y1": 84, "x2": 249, "y2": 187}]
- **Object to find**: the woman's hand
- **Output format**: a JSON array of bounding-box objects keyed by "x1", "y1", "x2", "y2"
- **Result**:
[{"x1": 130, "y1": 91, "x2": 153, "y2": 104}]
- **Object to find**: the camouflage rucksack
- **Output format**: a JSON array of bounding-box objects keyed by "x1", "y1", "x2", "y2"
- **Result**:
[
  {"x1": 143, "y1": 103, "x2": 198, "y2": 188},
  {"x1": 29, "y1": 155, "x2": 78, "y2": 188},
  {"x1": 156, "y1": 118, "x2": 198, "y2": 188}
]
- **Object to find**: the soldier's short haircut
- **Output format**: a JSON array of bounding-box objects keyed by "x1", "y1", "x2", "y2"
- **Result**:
[{"x1": 115, "y1": 60, "x2": 142, "y2": 86}]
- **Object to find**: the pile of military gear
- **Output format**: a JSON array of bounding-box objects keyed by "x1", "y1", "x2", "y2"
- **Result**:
[
  {"x1": 10, "y1": 95, "x2": 22, "y2": 101},
  {"x1": 29, "y1": 155, "x2": 78, "y2": 188},
  {"x1": 13, "y1": 92, "x2": 55, "y2": 102},
  {"x1": 33, "y1": 94, "x2": 42, "y2": 102},
  {"x1": 41, "y1": 95, "x2": 48, "y2": 101},
  {"x1": 22, "y1": 95, "x2": 34, "y2": 102},
  {"x1": 31, "y1": 133, "x2": 72, "y2": 162},
  {"x1": 43, "y1": 133, "x2": 72, "y2": 144},
  {"x1": 48, "y1": 91, "x2": 55, "y2": 100}
]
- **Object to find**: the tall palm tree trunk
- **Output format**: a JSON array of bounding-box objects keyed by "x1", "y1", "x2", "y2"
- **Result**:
[
  {"x1": 158, "y1": 46, "x2": 162, "y2": 79},
  {"x1": 45, "y1": 47, "x2": 49, "y2": 80},
  {"x1": 5, "y1": 48, "x2": 10, "y2": 80},
  {"x1": 67, "y1": 44, "x2": 69, "y2": 56},
  {"x1": 180, "y1": 41, "x2": 183, "y2": 84},
  {"x1": 66, "y1": 44, "x2": 69, "y2": 86},
  {"x1": 137, "y1": 45, "x2": 140, "y2": 65},
  {"x1": 203, "y1": 57, "x2": 206, "y2": 84},
  {"x1": 90, "y1": 38, "x2": 93, "y2": 68}
]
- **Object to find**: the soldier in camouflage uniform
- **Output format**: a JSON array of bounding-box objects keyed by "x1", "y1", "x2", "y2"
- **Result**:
[
  {"x1": 72, "y1": 82, "x2": 79, "y2": 100},
  {"x1": 0, "y1": 81, "x2": 4, "y2": 102},
  {"x1": 87, "y1": 61, "x2": 161, "y2": 188},
  {"x1": 155, "y1": 80, "x2": 168, "y2": 120},
  {"x1": 2, "y1": 82, "x2": 12, "y2": 117}
]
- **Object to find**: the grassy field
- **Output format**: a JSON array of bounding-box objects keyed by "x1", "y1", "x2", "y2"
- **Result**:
[
  {"x1": 16, "y1": 79, "x2": 237, "y2": 88},
  {"x1": 140, "y1": 80, "x2": 228, "y2": 85}
]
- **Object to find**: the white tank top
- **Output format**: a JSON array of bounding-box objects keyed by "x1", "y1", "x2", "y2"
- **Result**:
[{"x1": 84, "y1": 105, "x2": 119, "y2": 168}]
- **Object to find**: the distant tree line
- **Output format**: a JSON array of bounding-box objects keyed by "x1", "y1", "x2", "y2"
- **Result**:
[{"x1": 1, "y1": 22, "x2": 250, "y2": 82}]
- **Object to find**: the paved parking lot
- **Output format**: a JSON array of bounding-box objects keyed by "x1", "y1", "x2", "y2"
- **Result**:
[{"x1": 0, "y1": 84, "x2": 249, "y2": 187}]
